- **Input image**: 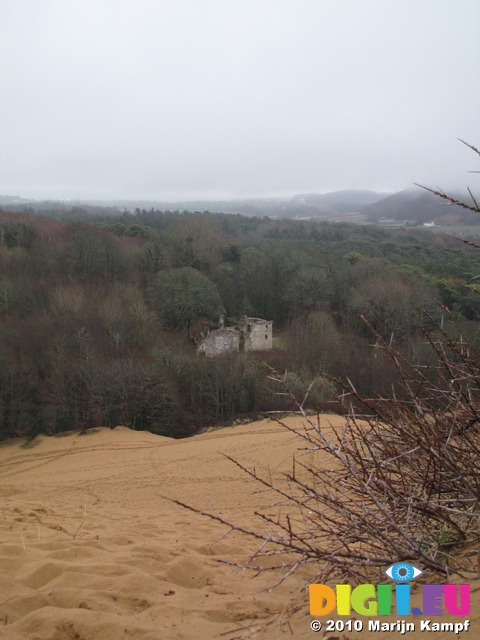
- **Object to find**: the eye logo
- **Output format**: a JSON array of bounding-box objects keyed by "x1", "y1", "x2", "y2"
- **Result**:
[{"x1": 385, "y1": 562, "x2": 423, "y2": 582}]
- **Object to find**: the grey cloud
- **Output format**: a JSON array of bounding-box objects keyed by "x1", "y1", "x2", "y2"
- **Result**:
[{"x1": 1, "y1": 0, "x2": 479, "y2": 200}]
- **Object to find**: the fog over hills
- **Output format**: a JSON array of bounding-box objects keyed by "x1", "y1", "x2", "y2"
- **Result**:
[
  {"x1": 1, "y1": 187, "x2": 478, "y2": 226},
  {"x1": 361, "y1": 187, "x2": 480, "y2": 225},
  {"x1": 0, "y1": 190, "x2": 391, "y2": 219}
]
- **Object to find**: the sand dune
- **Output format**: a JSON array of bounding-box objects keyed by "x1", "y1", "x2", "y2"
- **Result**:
[{"x1": 0, "y1": 417, "x2": 477, "y2": 639}]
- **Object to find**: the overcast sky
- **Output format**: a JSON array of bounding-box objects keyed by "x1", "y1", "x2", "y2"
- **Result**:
[{"x1": 1, "y1": 0, "x2": 479, "y2": 201}]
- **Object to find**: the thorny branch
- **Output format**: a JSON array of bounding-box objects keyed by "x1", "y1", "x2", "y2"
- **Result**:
[
  {"x1": 169, "y1": 142, "x2": 480, "y2": 586},
  {"x1": 169, "y1": 309, "x2": 480, "y2": 585}
]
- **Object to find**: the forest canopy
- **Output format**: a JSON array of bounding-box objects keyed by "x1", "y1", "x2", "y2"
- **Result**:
[{"x1": 1, "y1": 206, "x2": 480, "y2": 440}]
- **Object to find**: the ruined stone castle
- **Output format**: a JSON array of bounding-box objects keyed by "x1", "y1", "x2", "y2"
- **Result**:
[{"x1": 197, "y1": 316, "x2": 273, "y2": 357}]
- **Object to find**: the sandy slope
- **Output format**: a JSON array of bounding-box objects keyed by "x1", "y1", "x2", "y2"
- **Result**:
[{"x1": 0, "y1": 416, "x2": 477, "y2": 640}]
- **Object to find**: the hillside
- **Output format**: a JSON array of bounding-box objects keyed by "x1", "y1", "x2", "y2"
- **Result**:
[
  {"x1": 2, "y1": 205, "x2": 480, "y2": 441},
  {"x1": 0, "y1": 417, "x2": 338, "y2": 640},
  {"x1": 361, "y1": 187, "x2": 480, "y2": 225},
  {"x1": 0, "y1": 419, "x2": 477, "y2": 639},
  {"x1": 0, "y1": 189, "x2": 388, "y2": 220},
  {"x1": 4, "y1": 186, "x2": 480, "y2": 227}
]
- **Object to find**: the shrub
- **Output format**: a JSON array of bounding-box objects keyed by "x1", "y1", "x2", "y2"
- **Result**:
[
  {"x1": 172, "y1": 142, "x2": 480, "y2": 583},
  {"x1": 172, "y1": 316, "x2": 480, "y2": 583}
]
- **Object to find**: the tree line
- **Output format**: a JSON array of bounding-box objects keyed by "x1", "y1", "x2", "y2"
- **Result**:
[{"x1": 1, "y1": 206, "x2": 479, "y2": 440}]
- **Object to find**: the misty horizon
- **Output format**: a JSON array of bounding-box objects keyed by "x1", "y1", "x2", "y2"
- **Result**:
[
  {"x1": 1, "y1": 1, "x2": 479, "y2": 203},
  {"x1": 2, "y1": 186, "x2": 398, "y2": 204}
]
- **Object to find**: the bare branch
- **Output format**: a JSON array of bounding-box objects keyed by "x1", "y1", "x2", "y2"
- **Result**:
[{"x1": 414, "y1": 183, "x2": 480, "y2": 213}]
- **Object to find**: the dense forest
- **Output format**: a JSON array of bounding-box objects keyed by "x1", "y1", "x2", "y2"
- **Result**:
[{"x1": 1, "y1": 205, "x2": 480, "y2": 440}]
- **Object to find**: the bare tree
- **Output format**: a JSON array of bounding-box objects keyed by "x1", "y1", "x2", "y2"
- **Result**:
[
  {"x1": 171, "y1": 141, "x2": 480, "y2": 585},
  {"x1": 172, "y1": 311, "x2": 480, "y2": 586}
]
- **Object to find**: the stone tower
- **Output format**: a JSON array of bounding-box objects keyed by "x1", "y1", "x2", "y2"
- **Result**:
[{"x1": 237, "y1": 317, "x2": 273, "y2": 352}]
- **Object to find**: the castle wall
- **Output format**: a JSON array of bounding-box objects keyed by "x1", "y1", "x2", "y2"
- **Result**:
[{"x1": 197, "y1": 328, "x2": 240, "y2": 357}]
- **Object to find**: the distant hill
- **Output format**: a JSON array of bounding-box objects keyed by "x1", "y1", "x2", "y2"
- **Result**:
[
  {"x1": 361, "y1": 187, "x2": 480, "y2": 226},
  {"x1": 288, "y1": 190, "x2": 388, "y2": 218},
  {"x1": 0, "y1": 190, "x2": 389, "y2": 220},
  {"x1": 292, "y1": 189, "x2": 386, "y2": 209},
  {"x1": 2, "y1": 187, "x2": 478, "y2": 225},
  {"x1": 78, "y1": 190, "x2": 389, "y2": 219}
]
